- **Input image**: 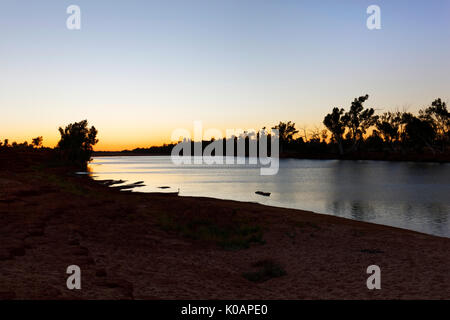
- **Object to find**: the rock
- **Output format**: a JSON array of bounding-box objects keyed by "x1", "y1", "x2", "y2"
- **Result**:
[{"x1": 255, "y1": 191, "x2": 271, "y2": 197}]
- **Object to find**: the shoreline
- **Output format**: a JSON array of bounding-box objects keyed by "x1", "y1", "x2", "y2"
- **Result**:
[
  {"x1": 165, "y1": 193, "x2": 450, "y2": 240},
  {"x1": 92, "y1": 151, "x2": 450, "y2": 163},
  {"x1": 175, "y1": 194, "x2": 450, "y2": 239},
  {"x1": 1, "y1": 150, "x2": 449, "y2": 299},
  {"x1": 89, "y1": 171, "x2": 450, "y2": 240}
]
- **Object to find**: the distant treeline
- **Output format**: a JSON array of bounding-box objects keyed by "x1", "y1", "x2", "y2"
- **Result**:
[
  {"x1": 95, "y1": 96, "x2": 450, "y2": 162},
  {"x1": 0, "y1": 136, "x2": 45, "y2": 150},
  {"x1": 2, "y1": 96, "x2": 450, "y2": 163}
]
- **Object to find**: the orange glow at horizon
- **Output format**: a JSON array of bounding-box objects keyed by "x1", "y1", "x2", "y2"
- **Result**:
[{"x1": 2, "y1": 120, "x2": 320, "y2": 151}]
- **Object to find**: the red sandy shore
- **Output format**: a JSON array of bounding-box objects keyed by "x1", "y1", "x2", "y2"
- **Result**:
[{"x1": 0, "y1": 150, "x2": 449, "y2": 299}]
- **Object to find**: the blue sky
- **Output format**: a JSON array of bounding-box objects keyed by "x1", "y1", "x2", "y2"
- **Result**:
[{"x1": 1, "y1": 0, "x2": 449, "y2": 149}]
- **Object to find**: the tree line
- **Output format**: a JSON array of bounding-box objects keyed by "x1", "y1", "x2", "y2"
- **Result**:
[
  {"x1": 1, "y1": 95, "x2": 449, "y2": 165},
  {"x1": 125, "y1": 95, "x2": 449, "y2": 160},
  {"x1": 1, "y1": 136, "x2": 44, "y2": 149},
  {"x1": 321, "y1": 96, "x2": 449, "y2": 156}
]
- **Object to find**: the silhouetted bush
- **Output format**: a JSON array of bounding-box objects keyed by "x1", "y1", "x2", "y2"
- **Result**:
[{"x1": 57, "y1": 120, "x2": 98, "y2": 167}]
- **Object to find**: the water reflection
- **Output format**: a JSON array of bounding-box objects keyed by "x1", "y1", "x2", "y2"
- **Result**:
[{"x1": 89, "y1": 156, "x2": 450, "y2": 238}]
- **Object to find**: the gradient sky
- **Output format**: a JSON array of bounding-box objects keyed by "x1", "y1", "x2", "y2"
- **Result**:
[{"x1": 1, "y1": 0, "x2": 449, "y2": 150}]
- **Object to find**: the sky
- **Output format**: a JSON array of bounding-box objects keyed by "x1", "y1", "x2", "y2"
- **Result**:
[{"x1": 1, "y1": 0, "x2": 449, "y2": 150}]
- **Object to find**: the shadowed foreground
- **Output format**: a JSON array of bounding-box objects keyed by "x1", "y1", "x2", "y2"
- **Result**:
[{"x1": 0, "y1": 150, "x2": 449, "y2": 299}]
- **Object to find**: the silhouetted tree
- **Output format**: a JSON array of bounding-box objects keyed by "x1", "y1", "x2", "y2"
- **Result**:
[
  {"x1": 57, "y1": 120, "x2": 98, "y2": 166},
  {"x1": 32, "y1": 136, "x2": 43, "y2": 148},
  {"x1": 342, "y1": 95, "x2": 378, "y2": 152},
  {"x1": 376, "y1": 112, "x2": 401, "y2": 150},
  {"x1": 419, "y1": 98, "x2": 449, "y2": 152},
  {"x1": 309, "y1": 126, "x2": 321, "y2": 144},
  {"x1": 272, "y1": 121, "x2": 299, "y2": 152},
  {"x1": 323, "y1": 107, "x2": 346, "y2": 155},
  {"x1": 273, "y1": 121, "x2": 298, "y2": 143},
  {"x1": 320, "y1": 129, "x2": 328, "y2": 143},
  {"x1": 365, "y1": 130, "x2": 384, "y2": 151},
  {"x1": 402, "y1": 113, "x2": 436, "y2": 153}
]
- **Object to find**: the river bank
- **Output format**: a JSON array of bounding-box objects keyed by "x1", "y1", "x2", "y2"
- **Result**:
[
  {"x1": 0, "y1": 150, "x2": 449, "y2": 299},
  {"x1": 92, "y1": 150, "x2": 450, "y2": 163}
]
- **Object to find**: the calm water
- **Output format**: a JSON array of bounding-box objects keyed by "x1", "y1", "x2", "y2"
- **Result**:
[{"x1": 89, "y1": 156, "x2": 450, "y2": 238}]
